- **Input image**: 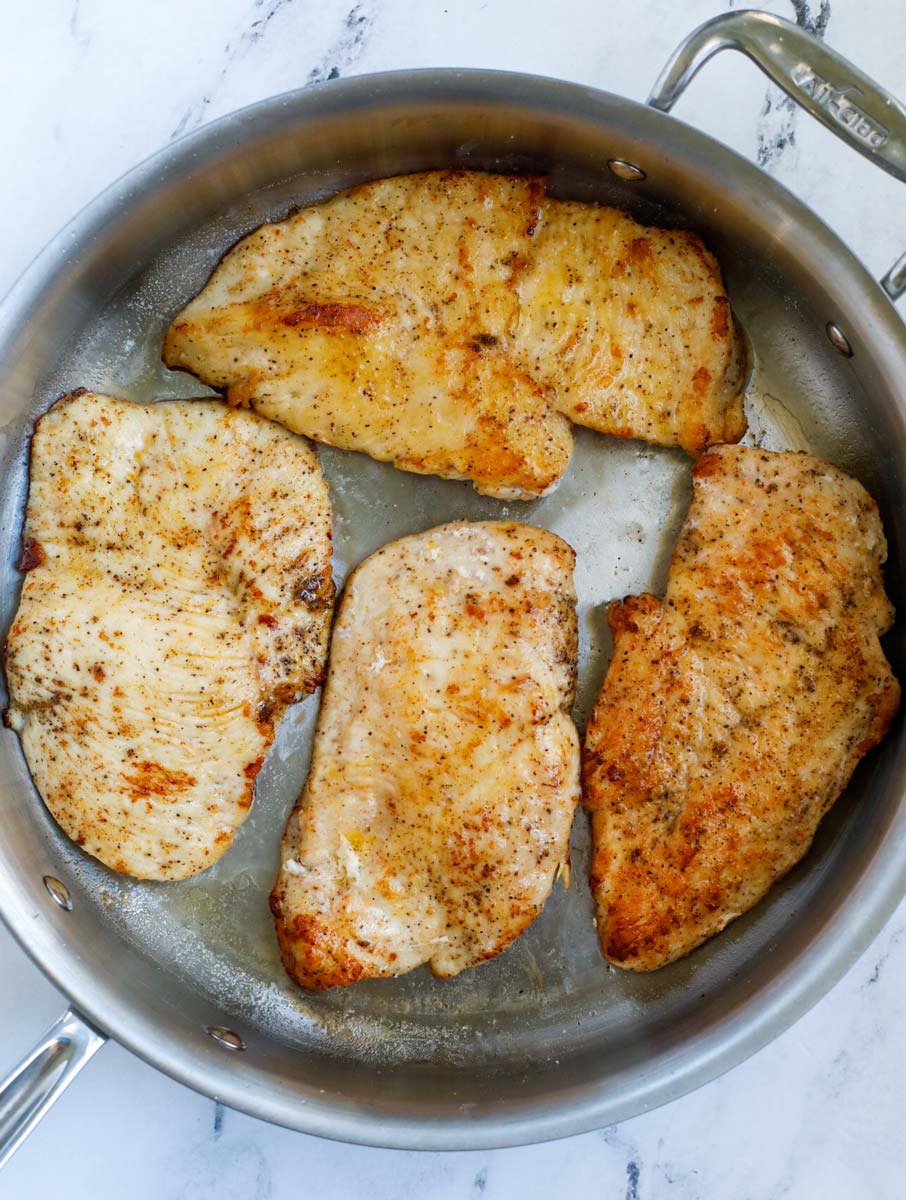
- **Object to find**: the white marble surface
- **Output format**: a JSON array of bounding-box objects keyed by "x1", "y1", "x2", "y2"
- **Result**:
[{"x1": 2, "y1": 0, "x2": 906, "y2": 1195}]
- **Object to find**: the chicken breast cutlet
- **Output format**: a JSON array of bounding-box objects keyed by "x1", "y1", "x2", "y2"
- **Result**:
[
  {"x1": 583, "y1": 445, "x2": 899, "y2": 970},
  {"x1": 270, "y1": 521, "x2": 580, "y2": 988},
  {"x1": 5, "y1": 391, "x2": 333, "y2": 880},
  {"x1": 163, "y1": 171, "x2": 745, "y2": 500}
]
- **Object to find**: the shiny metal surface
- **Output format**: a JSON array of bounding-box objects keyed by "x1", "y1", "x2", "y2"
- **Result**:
[
  {"x1": 0, "y1": 1011, "x2": 105, "y2": 1168},
  {"x1": 882, "y1": 248, "x2": 906, "y2": 301},
  {"x1": 606, "y1": 157, "x2": 646, "y2": 181},
  {"x1": 648, "y1": 10, "x2": 906, "y2": 179},
  {"x1": 0, "y1": 49, "x2": 905, "y2": 1153},
  {"x1": 825, "y1": 321, "x2": 854, "y2": 357},
  {"x1": 41, "y1": 877, "x2": 72, "y2": 912},
  {"x1": 648, "y1": 9, "x2": 906, "y2": 297},
  {"x1": 206, "y1": 1028, "x2": 247, "y2": 1053}
]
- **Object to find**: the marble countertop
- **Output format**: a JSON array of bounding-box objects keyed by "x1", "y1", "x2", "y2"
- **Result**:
[{"x1": 3, "y1": 0, "x2": 906, "y2": 1196}]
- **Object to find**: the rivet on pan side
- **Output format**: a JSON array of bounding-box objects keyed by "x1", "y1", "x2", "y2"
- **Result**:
[
  {"x1": 206, "y1": 1026, "x2": 246, "y2": 1052},
  {"x1": 826, "y1": 322, "x2": 853, "y2": 357},
  {"x1": 607, "y1": 158, "x2": 646, "y2": 181},
  {"x1": 42, "y1": 875, "x2": 72, "y2": 911}
]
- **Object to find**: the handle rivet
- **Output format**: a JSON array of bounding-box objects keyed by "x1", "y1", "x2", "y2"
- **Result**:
[
  {"x1": 607, "y1": 158, "x2": 647, "y2": 181},
  {"x1": 825, "y1": 322, "x2": 853, "y2": 357},
  {"x1": 42, "y1": 876, "x2": 72, "y2": 912},
  {"x1": 206, "y1": 1026, "x2": 245, "y2": 1052}
]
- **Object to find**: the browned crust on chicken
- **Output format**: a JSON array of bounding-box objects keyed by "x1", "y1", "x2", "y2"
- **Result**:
[
  {"x1": 583, "y1": 445, "x2": 899, "y2": 970},
  {"x1": 5, "y1": 391, "x2": 334, "y2": 880},
  {"x1": 163, "y1": 171, "x2": 744, "y2": 499},
  {"x1": 270, "y1": 520, "x2": 581, "y2": 988}
]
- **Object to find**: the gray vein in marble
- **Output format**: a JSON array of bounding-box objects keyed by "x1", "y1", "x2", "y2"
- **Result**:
[
  {"x1": 625, "y1": 1158, "x2": 641, "y2": 1200},
  {"x1": 472, "y1": 1165, "x2": 488, "y2": 1193},
  {"x1": 756, "y1": 0, "x2": 831, "y2": 170},
  {"x1": 600, "y1": 1124, "x2": 647, "y2": 1197},
  {"x1": 653, "y1": 1155, "x2": 702, "y2": 1197},
  {"x1": 169, "y1": 0, "x2": 373, "y2": 142},
  {"x1": 170, "y1": 0, "x2": 302, "y2": 141},
  {"x1": 247, "y1": 0, "x2": 297, "y2": 47},
  {"x1": 307, "y1": 3, "x2": 373, "y2": 84},
  {"x1": 69, "y1": 0, "x2": 91, "y2": 51},
  {"x1": 213, "y1": 1100, "x2": 225, "y2": 1139},
  {"x1": 174, "y1": 1135, "x2": 273, "y2": 1200},
  {"x1": 864, "y1": 923, "x2": 904, "y2": 986},
  {"x1": 822, "y1": 1047, "x2": 854, "y2": 1099}
]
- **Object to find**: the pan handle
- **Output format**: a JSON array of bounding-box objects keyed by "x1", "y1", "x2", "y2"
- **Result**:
[
  {"x1": 0, "y1": 1009, "x2": 106, "y2": 1168},
  {"x1": 648, "y1": 9, "x2": 906, "y2": 300}
]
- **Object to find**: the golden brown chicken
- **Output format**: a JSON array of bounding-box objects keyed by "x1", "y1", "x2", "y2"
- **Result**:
[
  {"x1": 164, "y1": 171, "x2": 744, "y2": 500},
  {"x1": 270, "y1": 520, "x2": 581, "y2": 988},
  {"x1": 583, "y1": 445, "x2": 899, "y2": 970},
  {"x1": 5, "y1": 391, "x2": 334, "y2": 880}
]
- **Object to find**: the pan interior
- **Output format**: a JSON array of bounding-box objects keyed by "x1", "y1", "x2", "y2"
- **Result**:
[{"x1": 0, "y1": 81, "x2": 903, "y2": 1134}]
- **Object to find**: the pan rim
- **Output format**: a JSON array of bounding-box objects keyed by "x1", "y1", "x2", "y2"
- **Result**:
[{"x1": 1, "y1": 65, "x2": 905, "y2": 1150}]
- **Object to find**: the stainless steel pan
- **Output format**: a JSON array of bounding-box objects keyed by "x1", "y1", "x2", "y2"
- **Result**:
[{"x1": 2, "y1": 9, "x2": 906, "y2": 1157}]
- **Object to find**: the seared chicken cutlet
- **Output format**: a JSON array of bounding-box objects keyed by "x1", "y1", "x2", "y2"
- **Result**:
[
  {"x1": 583, "y1": 445, "x2": 899, "y2": 971},
  {"x1": 164, "y1": 171, "x2": 744, "y2": 500},
  {"x1": 5, "y1": 391, "x2": 333, "y2": 880},
  {"x1": 270, "y1": 521, "x2": 580, "y2": 988}
]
